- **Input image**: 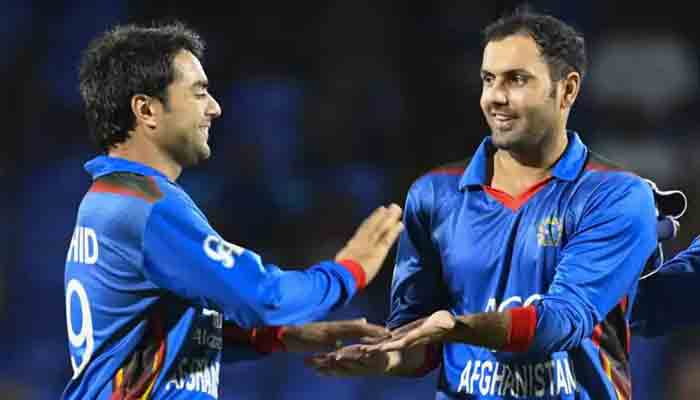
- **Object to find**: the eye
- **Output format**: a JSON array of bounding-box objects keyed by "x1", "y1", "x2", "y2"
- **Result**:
[
  {"x1": 511, "y1": 74, "x2": 528, "y2": 86},
  {"x1": 481, "y1": 75, "x2": 494, "y2": 86}
]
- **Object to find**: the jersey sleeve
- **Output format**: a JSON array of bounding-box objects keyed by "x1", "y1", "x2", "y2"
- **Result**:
[
  {"x1": 219, "y1": 320, "x2": 268, "y2": 363},
  {"x1": 141, "y1": 197, "x2": 365, "y2": 328},
  {"x1": 527, "y1": 175, "x2": 657, "y2": 354},
  {"x1": 387, "y1": 181, "x2": 448, "y2": 329},
  {"x1": 631, "y1": 236, "x2": 700, "y2": 337}
]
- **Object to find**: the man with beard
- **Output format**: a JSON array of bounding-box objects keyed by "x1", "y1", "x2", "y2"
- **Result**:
[{"x1": 308, "y1": 10, "x2": 658, "y2": 400}]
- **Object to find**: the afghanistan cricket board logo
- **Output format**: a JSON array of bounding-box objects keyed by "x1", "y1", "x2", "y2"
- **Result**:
[{"x1": 537, "y1": 216, "x2": 562, "y2": 246}]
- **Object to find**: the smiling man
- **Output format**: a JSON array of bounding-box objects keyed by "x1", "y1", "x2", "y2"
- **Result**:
[
  {"x1": 309, "y1": 10, "x2": 658, "y2": 400},
  {"x1": 63, "y1": 22, "x2": 404, "y2": 399}
]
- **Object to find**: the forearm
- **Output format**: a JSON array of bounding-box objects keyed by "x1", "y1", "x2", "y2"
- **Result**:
[
  {"x1": 217, "y1": 259, "x2": 365, "y2": 327},
  {"x1": 446, "y1": 307, "x2": 536, "y2": 352},
  {"x1": 223, "y1": 323, "x2": 286, "y2": 354}
]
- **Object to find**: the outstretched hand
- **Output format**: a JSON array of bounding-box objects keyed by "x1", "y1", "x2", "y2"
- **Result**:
[
  {"x1": 282, "y1": 318, "x2": 389, "y2": 353},
  {"x1": 335, "y1": 204, "x2": 404, "y2": 285},
  {"x1": 361, "y1": 310, "x2": 456, "y2": 353},
  {"x1": 305, "y1": 344, "x2": 393, "y2": 377}
]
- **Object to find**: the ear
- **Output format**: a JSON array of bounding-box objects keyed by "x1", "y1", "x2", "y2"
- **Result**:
[
  {"x1": 131, "y1": 94, "x2": 159, "y2": 130},
  {"x1": 560, "y1": 72, "x2": 581, "y2": 110}
]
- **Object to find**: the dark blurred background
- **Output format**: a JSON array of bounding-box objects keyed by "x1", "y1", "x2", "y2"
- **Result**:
[{"x1": 3, "y1": 0, "x2": 700, "y2": 398}]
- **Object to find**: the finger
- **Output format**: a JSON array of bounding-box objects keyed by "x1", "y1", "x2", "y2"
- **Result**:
[
  {"x1": 380, "y1": 327, "x2": 433, "y2": 352},
  {"x1": 390, "y1": 319, "x2": 424, "y2": 336},
  {"x1": 386, "y1": 203, "x2": 402, "y2": 221},
  {"x1": 357, "y1": 343, "x2": 383, "y2": 353},
  {"x1": 334, "y1": 347, "x2": 366, "y2": 361},
  {"x1": 328, "y1": 320, "x2": 390, "y2": 339},
  {"x1": 379, "y1": 221, "x2": 404, "y2": 248},
  {"x1": 376, "y1": 331, "x2": 424, "y2": 352},
  {"x1": 334, "y1": 353, "x2": 364, "y2": 362},
  {"x1": 359, "y1": 335, "x2": 391, "y2": 344},
  {"x1": 357, "y1": 206, "x2": 387, "y2": 236},
  {"x1": 371, "y1": 204, "x2": 402, "y2": 242},
  {"x1": 380, "y1": 327, "x2": 426, "y2": 351},
  {"x1": 376, "y1": 340, "x2": 407, "y2": 353}
]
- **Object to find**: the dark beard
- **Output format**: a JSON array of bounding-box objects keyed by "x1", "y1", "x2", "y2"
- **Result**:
[{"x1": 165, "y1": 133, "x2": 208, "y2": 168}]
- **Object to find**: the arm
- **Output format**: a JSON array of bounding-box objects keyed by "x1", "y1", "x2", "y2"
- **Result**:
[
  {"x1": 308, "y1": 181, "x2": 448, "y2": 376},
  {"x1": 220, "y1": 318, "x2": 389, "y2": 362},
  {"x1": 632, "y1": 236, "x2": 700, "y2": 337},
  {"x1": 142, "y1": 199, "x2": 402, "y2": 328},
  {"x1": 378, "y1": 185, "x2": 449, "y2": 375},
  {"x1": 374, "y1": 176, "x2": 658, "y2": 355}
]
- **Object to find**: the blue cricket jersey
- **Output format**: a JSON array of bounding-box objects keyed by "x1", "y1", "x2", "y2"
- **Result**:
[
  {"x1": 388, "y1": 132, "x2": 657, "y2": 399},
  {"x1": 63, "y1": 156, "x2": 365, "y2": 399}
]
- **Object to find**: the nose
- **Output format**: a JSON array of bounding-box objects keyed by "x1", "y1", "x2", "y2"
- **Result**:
[
  {"x1": 482, "y1": 80, "x2": 508, "y2": 106},
  {"x1": 207, "y1": 94, "x2": 222, "y2": 119}
]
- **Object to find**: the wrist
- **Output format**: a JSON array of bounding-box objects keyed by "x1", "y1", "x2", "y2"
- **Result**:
[
  {"x1": 337, "y1": 259, "x2": 367, "y2": 290},
  {"x1": 250, "y1": 326, "x2": 287, "y2": 354},
  {"x1": 503, "y1": 306, "x2": 537, "y2": 352}
]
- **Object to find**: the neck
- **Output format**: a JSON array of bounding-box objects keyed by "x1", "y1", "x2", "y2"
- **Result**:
[
  {"x1": 490, "y1": 129, "x2": 568, "y2": 196},
  {"x1": 499, "y1": 130, "x2": 567, "y2": 172},
  {"x1": 108, "y1": 130, "x2": 182, "y2": 181}
]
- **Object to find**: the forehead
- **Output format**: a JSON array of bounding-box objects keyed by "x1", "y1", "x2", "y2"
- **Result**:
[
  {"x1": 482, "y1": 34, "x2": 548, "y2": 75},
  {"x1": 172, "y1": 50, "x2": 207, "y2": 85}
]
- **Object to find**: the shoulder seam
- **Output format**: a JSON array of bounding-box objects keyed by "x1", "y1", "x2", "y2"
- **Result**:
[{"x1": 89, "y1": 173, "x2": 163, "y2": 203}]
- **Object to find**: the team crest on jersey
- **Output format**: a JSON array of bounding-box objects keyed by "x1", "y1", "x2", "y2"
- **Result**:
[{"x1": 537, "y1": 216, "x2": 562, "y2": 246}]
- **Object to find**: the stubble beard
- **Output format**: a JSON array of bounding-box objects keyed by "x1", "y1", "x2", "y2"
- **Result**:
[{"x1": 166, "y1": 131, "x2": 210, "y2": 169}]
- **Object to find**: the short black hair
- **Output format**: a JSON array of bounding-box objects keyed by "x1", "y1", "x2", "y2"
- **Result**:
[
  {"x1": 79, "y1": 21, "x2": 205, "y2": 152},
  {"x1": 482, "y1": 8, "x2": 587, "y2": 83}
]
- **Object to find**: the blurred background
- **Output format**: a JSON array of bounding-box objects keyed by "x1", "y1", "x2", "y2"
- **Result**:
[{"x1": 2, "y1": 0, "x2": 700, "y2": 398}]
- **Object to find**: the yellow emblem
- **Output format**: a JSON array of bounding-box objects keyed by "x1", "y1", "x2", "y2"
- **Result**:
[{"x1": 537, "y1": 216, "x2": 562, "y2": 246}]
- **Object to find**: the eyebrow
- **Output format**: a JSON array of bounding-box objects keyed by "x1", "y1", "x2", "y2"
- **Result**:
[
  {"x1": 480, "y1": 68, "x2": 533, "y2": 77},
  {"x1": 191, "y1": 80, "x2": 209, "y2": 89}
]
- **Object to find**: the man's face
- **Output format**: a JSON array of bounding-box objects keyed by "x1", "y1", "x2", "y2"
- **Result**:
[
  {"x1": 157, "y1": 50, "x2": 221, "y2": 167},
  {"x1": 479, "y1": 34, "x2": 561, "y2": 151}
]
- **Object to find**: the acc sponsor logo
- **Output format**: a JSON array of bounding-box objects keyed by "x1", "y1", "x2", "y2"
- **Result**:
[
  {"x1": 537, "y1": 216, "x2": 562, "y2": 247},
  {"x1": 203, "y1": 235, "x2": 244, "y2": 268},
  {"x1": 485, "y1": 294, "x2": 542, "y2": 313}
]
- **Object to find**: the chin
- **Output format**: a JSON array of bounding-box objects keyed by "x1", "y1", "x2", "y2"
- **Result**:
[
  {"x1": 177, "y1": 147, "x2": 210, "y2": 168},
  {"x1": 490, "y1": 130, "x2": 518, "y2": 150},
  {"x1": 200, "y1": 144, "x2": 211, "y2": 160},
  {"x1": 190, "y1": 149, "x2": 211, "y2": 166}
]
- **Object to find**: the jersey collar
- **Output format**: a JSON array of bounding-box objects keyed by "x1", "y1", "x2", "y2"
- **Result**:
[
  {"x1": 459, "y1": 130, "x2": 588, "y2": 190},
  {"x1": 84, "y1": 155, "x2": 172, "y2": 182}
]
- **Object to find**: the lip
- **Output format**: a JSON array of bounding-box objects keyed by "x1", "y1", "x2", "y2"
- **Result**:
[
  {"x1": 199, "y1": 126, "x2": 210, "y2": 140},
  {"x1": 491, "y1": 113, "x2": 517, "y2": 121}
]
